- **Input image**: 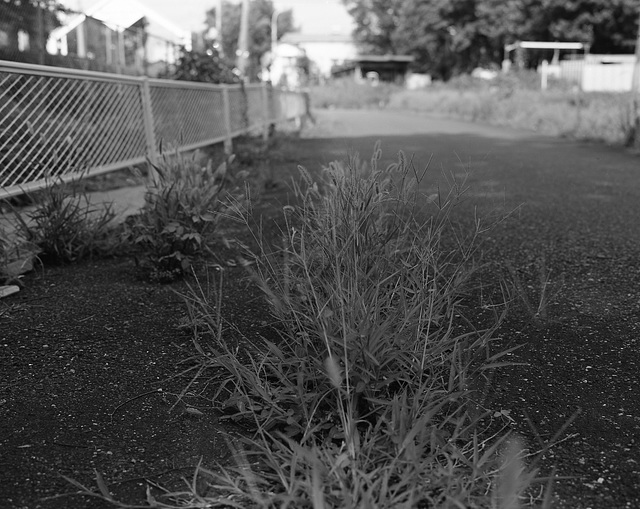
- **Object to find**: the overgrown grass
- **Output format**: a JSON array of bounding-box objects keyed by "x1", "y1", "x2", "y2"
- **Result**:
[
  {"x1": 10, "y1": 176, "x2": 120, "y2": 265},
  {"x1": 387, "y1": 87, "x2": 636, "y2": 145},
  {"x1": 125, "y1": 150, "x2": 245, "y2": 283},
  {"x1": 0, "y1": 229, "x2": 38, "y2": 286},
  {"x1": 146, "y1": 145, "x2": 556, "y2": 507},
  {"x1": 309, "y1": 71, "x2": 637, "y2": 146}
]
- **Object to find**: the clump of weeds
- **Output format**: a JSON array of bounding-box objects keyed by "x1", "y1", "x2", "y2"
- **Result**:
[
  {"x1": 10, "y1": 176, "x2": 120, "y2": 265},
  {"x1": 505, "y1": 254, "x2": 565, "y2": 326},
  {"x1": 159, "y1": 144, "x2": 556, "y2": 507},
  {"x1": 125, "y1": 149, "x2": 245, "y2": 283}
]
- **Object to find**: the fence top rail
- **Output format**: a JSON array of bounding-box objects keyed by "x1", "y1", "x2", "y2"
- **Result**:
[
  {"x1": 146, "y1": 78, "x2": 232, "y2": 91},
  {"x1": 0, "y1": 59, "x2": 145, "y2": 84},
  {"x1": 0, "y1": 60, "x2": 261, "y2": 94}
]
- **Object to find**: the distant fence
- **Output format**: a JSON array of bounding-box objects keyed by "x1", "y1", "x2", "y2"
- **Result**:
[
  {"x1": 0, "y1": 60, "x2": 307, "y2": 199},
  {"x1": 557, "y1": 55, "x2": 640, "y2": 92}
]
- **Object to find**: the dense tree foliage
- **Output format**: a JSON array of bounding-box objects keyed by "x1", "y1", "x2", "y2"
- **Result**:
[
  {"x1": 342, "y1": 0, "x2": 639, "y2": 80},
  {"x1": 205, "y1": 0, "x2": 294, "y2": 81},
  {"x1": 165, "y1": 47, "x2": 238, "y2": 84},
  {"x1": 0, "y1": 0, "x2": 63, "y2": 54}
]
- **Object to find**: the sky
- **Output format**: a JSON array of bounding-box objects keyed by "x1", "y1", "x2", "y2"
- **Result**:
[{"x1": 60, "y1": 0, "x2": 354, "y2": 36}]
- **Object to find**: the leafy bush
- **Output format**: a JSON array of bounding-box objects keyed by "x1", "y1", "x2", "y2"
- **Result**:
[
  {"x1": 160, "y1": 46, "x2": 239, "y2": 84},
  {"x1": 10, "y1": 177, "x2": 119, "y2": 264},
  {"x1": 169, "y1": 145, "x2": 553, "y2": 507},
  {"x1": 126, "y1": 150, "x2": 243, "y2": 283}
]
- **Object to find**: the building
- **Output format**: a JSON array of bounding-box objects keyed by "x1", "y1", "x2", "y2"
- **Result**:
[
  {"x1": 46, "y1": 0, "x2": 191, "y2": 76},
  {"x1": 280, "y1": 32, "x2": 357, "y2": 80}
]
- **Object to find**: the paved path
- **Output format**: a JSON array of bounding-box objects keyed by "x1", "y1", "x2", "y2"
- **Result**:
[{"x1": 303, "y1": 109, "x2": 640, "y2": 508}]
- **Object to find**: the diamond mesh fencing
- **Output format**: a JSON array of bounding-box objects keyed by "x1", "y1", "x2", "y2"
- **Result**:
[
  {"x1": 245, "y1": 84, "x2": 266, "y2": 130},
  {"x1": 149, "y1": 81, "x2": 227, "y2": 152},
  {"x1": 0, "y1": 64, "x2": 148, "y2": 196},
  {"x1": 1, "y1": 60, "x2": 308, "y2": 199},
  {"x1": 226, "y1": 86, "x2": 247, "y2": 135}
]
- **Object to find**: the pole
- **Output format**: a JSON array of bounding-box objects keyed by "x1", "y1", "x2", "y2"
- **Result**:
[
  {"x1": 140, "y1": 78, "x2": 158, "y2": 182},
  {"x1": 216, "y1": 0, "x2": 224, "y2": 58},
  {"x1": 630, "y1": 11, "x2": 640, "y2": 146},
  {"x1": 633, "y1": 11, "x2": 640, "y2": 94},
  {"x1": 271, "y1": 9, "x2": 279, "y2": 51},
  {"x1": 237, "y1": 0, "x2": 250, "y2": 81},
  {"x1": 35, "y1": 2, "x2": 45, "y2": 65}
]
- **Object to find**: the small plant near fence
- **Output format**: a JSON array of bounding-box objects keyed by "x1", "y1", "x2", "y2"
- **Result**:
[
  {"x1": 125, "y1": 150, "x2": 245, "y2": 283},
  {"x1": 0, "y1": 229, "x2": 39, "y2": 287},
  {"x1": 10, "y1": 177, "x2": 120, "y2": 265},
  {"x1": 150, "y1": 144, "x2": 555, "y2": 508}
]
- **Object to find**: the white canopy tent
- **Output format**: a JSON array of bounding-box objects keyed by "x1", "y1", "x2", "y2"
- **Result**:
[{"x1": 504, "y1": 41, "x2": 587, "y2": 65}]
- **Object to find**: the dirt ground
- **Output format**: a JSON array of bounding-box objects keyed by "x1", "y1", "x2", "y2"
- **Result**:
[{"x1": 2, "y1": 111, "x2": 640, "y2": 508}]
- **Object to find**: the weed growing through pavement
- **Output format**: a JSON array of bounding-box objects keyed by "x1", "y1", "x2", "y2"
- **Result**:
[
  {"x1": 125, "y1": 150, "x2": 245, "y2": 283},
  {"x1": 0, "y1": 230, "x2": 39, "y2": 286},
  {"x1": 506, "y1": 255, "x2": 564, "y2": 326},
  {"x1": 10, "y1": 176, "x2": 119, "y2": 264},
  {"x1": 155, "y1": 145, "x2": 556, "y2": 507}
]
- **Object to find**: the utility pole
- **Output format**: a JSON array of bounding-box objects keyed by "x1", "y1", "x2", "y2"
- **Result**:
[
  {"x1": 216, "y1": 0, "x2": 224, "y2": 58},
  {"x1": 630, "y1": 10, "x2": 640, "y2": 147},
  {"x1": 35, "y1": 1, "x2": 45, "y2": 65},
  {"x1": 237, "y1": 0, "x2": 250, "y2": 81},
  {"x1": 271, "y1": 9, "x2": 280, "y2": 51}
]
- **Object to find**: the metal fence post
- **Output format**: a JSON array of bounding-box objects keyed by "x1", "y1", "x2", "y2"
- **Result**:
[
  {"x1": 222, "y1": 86, "x2": 233, "y2": 155},
  {"x1": 140, "y1": 78, "x2": 158, "y2": 181},
  {"x1": 261, "y1": 82, "x2": 270, "y2": 141}
]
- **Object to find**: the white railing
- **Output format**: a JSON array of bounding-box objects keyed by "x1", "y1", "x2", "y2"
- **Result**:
[{"x1": 0, "y1": 60, "x2": 308, "y2": 199}]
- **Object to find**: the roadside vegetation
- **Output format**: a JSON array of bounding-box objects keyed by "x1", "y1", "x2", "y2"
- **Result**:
[
  {"x1": 9, "y1": 139, "x2": 559, "y2": 507},
  {"x1": 160, "y1": 145, "x2": 556, "y2": 508},
  {"x1": 308, "y1": 73, "x2": 638, "y2": 147}
]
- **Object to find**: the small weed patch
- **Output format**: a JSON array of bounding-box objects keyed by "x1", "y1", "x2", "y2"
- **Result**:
[
  {"x1": 126, "y1": 150, "x2": 245, "y2": 283},
  {"x1": 10, "y1": 177, "x2": 119, "y2": 265}
]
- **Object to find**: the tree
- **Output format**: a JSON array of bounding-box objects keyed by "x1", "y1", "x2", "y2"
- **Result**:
[
  {"x1": 392, "y1": 0, "x2": 492, "y2": 79},
  {"x1": 541, "y1": 0, "x2": 639, "y2": 53},
  {"x1": 0, "y1": 0, "x2": 63, "y2": 63},
  {"x1": 165, "y1": 47, "x2": 238, "y2": 84},
  {"x1": 342, "y1": 0, "x2": 404, "y2": 54},
  {"x1": 205, "y1": 0, "x2": 295, "y2": 81},
  {"x1": 342, "y1": 0, "x2": 640, "y2": 80}
]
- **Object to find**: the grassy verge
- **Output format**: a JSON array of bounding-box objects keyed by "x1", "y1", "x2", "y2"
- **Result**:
[
  {"x1": 388, "y1": 87, "x2": 636, "y2": 145},
  {"x1": 308, "y1": 72, "x2": 637, "y2": 146}
]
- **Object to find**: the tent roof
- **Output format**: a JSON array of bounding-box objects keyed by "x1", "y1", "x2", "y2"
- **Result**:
[{"x1": 505, "y1": 41, "x2": 585, "y2": 53}]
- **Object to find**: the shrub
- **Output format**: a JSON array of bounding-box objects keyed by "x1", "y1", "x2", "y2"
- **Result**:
[
  {"x1": 10, "y1": 177, "x2": 119, "y2": 264},
  {"x1": 169, "y1": 145, "x2": 552, "y2": 507},
  {"x1": 126, "y1": 150, "x2": 244, "y2": 283}
]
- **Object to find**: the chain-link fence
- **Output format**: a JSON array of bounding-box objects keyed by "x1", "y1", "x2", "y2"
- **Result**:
[
  {"x1": 0, "y1": 60, "x2": 308, "y2": 198},
  {"x1": 0, "y1": 0, "x2": 183, "y2": 77}
]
